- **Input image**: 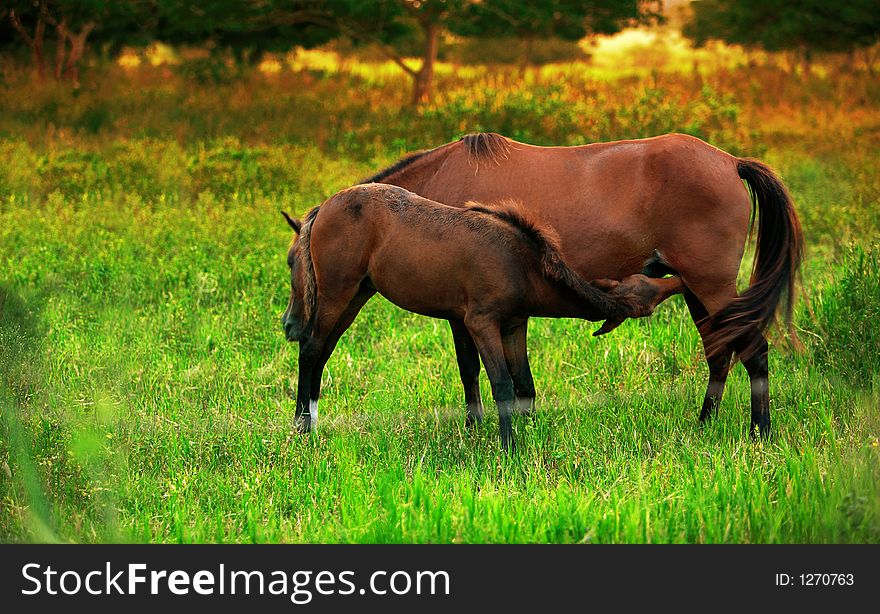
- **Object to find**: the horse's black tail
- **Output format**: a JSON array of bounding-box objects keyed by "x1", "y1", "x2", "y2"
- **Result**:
[{"x1": 704, "y1": 159, "x2": 804, "y2": 359}]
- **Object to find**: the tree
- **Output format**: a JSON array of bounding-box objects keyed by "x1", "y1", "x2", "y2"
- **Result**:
[
  {"x1": 327, "y1": 0, "x2": 662, "y2": 105},
  {"x1": 454, "y1": 0, "x2": 664, "y2": 71},
  {"x1": 6, "y1": 1, "x2": 50, "y2": 80},
  {"x1": 147, "y1": 1, "x2": 662, "y2": 105},
  {"x1": 5, "y1": 0, "x2": 148, "y2": 85},
  {"x1": 150, "y1": 0, "x2": 339, "y2": 61},
  {"x1": 684, "y1": 0, "x2": 880, "y2": 72}
]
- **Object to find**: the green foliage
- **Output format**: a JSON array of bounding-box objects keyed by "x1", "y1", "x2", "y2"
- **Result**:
[
  {"x1": 808, "y1": 245, "x2": 880, "y2": 384},
  {"x1": 452, "y1": 36, "x2": 589, "y2": 65},
  {"x1": 685, "y1": 0, "x2": 880, "y2": 55},
  {"x1": 175, "y1": 56, "x2": 237, "y2": 84},
  {"x1": 0, "y1": 60, "x2": 878, "y2": 544}
]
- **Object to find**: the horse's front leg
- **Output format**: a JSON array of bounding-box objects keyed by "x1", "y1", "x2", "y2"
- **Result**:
[{"x1": 449, "y1": 319, "x2": 484, "y2": 427}]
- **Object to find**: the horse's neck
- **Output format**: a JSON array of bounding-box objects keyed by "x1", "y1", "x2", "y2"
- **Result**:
[{"x1": 379, "y1": 146, "x2": 452, "y2": 194}]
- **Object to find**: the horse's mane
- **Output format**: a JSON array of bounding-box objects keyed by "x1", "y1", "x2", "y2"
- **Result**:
[
  {"x1": 460, "y1": 132, "x2": 511, "y2": 164},
  {"x1": 362, "y1": 150, "x2": 434, "y2": 184},
  {"x1": 464, "y1": 200, "x2": 634, "y2": 320},
  {"x1": 362, "y1": 132, "x2": 511, "y2": 184}
]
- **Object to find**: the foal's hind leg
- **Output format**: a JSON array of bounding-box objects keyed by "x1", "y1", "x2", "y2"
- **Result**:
[
  {"x1": 684, "y1": 290, "x2": 733, "y2": 422},
  {"x1": 501, "y1": 322, "x2": 536, "y2": 416},
  {"x1": 449, "y1": 319, "x2": 484, "y2": 427},
  {"x1": 465, "y1": 318, "x2": 517, "y2": 452}
]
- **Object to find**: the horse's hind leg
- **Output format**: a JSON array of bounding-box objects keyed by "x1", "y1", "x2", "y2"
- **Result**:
[
  {"x1": 449, "y1": 319, "x2": 484, "y2": 427},
  {"x1": 465, "y1": 318, "x2": 517, "y2": 452},
  {"x1": 680, "y1": 274, "x2": 772, "y2": 437},
  {"x1": 684, "y1": 290, "x2": 733, "y2": 423},
  {"x1": 732, "y1": 328, "x2": 770, "y2": 438},
  {"x1": 501, "y1": 322, "x2": 535, "y2": 416}
]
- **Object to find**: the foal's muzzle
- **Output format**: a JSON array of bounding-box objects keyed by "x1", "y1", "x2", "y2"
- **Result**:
[{"x1": 281, "y1": 314, "x2": 299, "y2": 342}]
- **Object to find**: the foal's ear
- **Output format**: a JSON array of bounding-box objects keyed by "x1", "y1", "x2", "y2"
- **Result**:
[{"x1": 281, "y1": 211, "x2": 301, "y2": 234}]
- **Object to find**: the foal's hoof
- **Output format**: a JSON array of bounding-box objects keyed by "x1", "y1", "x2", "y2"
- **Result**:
[
  {"x1": 294, "y1": 415, "x2": 312, "y2": 434},
  {"x1": 465, "y1": 415, "x2": 483, "y2": 429},
  {"x1": 749, "y1": 421, "x2": 771, "y2": 441}
]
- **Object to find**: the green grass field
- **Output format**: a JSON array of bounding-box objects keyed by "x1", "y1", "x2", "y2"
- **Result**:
[{"x1": 1, "y1": 55, "x2": 879, "y2": 543}]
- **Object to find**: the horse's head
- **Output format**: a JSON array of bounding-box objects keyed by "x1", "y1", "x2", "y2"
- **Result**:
[{"x1": 280, "y1": 211, "x2": 308, "y2": 342}]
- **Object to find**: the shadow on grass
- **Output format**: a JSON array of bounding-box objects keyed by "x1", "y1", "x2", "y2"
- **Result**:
[{"x1": 0, "y1": 283, "x2": 58, "y2": 542}]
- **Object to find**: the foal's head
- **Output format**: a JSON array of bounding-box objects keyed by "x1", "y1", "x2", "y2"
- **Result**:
[{"x1": 280, "y1": 210, "x2": 311, "y2": 342}]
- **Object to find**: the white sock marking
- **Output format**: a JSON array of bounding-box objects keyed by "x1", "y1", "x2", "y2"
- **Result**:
[
  {"x1": 751, "y1": 377, "x2": 769, "y2": 396},
  {"x1": 309, "y1": 399, "x2": 318, "y2": 430}
]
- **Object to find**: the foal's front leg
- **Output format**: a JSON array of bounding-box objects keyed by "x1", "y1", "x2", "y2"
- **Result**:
[
  {"x1": 466, "y1": 319, "x2": 517, "y2": 452},
  {"x1": 308, "y1": 287, "x2": 376, "y2": 431},
  {"x1": 449, "y1": 319, "x2": 484, "y2": 426},
  {"x1": 295, "y1": 336, "x2": 322, "y2": 433}
]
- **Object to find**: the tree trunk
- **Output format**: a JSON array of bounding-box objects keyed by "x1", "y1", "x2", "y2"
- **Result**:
[
  {"x1": 9, "y1": 11, "x2": 47, "y2": 79},
  {"x1": 32, "y1": 18, "x2": 46, "y2": 80},
  {"x1": 411, "y1": 21, "x2": 439, "y2": 106},
  {"x1": 519, "y1": 37, "x2": 534, "y2": 77},
  {"x1": 799, "y1": 45, "x2": 812, "y2": 78},
  {"x1": 55, "y1": 19, "x2": 69, "y2": 80},
  {"x1": 64, "y1": 22, "x2": 96, "y2": 87}
]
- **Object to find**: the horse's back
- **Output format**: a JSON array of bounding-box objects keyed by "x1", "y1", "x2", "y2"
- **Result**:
[{"x1": 415, "y1": 134, "x2": 750, "y2": 279}]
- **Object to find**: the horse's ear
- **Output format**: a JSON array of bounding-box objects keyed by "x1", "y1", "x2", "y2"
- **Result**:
[{"x1": 281, "y1": 211, "x2": 301, "y2": 234}]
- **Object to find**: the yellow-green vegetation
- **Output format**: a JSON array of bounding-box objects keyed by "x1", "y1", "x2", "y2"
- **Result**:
[{"x1": 1, "y1": 46, "x2": 878, "y2": 543}]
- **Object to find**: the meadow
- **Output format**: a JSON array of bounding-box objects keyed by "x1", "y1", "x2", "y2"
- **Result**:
[{"x1": 1, "y1": 40, "x2": 879, "y2": 543}]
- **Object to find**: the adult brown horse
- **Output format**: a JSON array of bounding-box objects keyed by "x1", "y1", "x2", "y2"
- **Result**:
[
  {"x1": 365, "y1": 132, "x2": 803, "y2": 437},
  {"x1": 281, "y1": 183, "x2": 648, "y2": 451}
]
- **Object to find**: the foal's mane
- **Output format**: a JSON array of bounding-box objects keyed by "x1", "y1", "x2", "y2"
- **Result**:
[
  {"x1": 464, "y1": 200, "x2": 563, "y2": 258},
  {"x1": 295, "y1": 206, "x2": 321, "y2": 324},
  {"x1": 362, "y1": 132, "x2": 512, "y2": 184},
  {"x1": 465, "y1": 200, "x2": 634, "y2": 320}
]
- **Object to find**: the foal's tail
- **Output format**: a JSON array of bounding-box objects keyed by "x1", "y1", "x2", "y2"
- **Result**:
[
  {"x1": 704, "y1": 159, "x2": 804, "y2": 359},
  {"x1": 466, "y1": 201, "x2": 637, "y2": 321},
  {"x1": 540, "y1": 249, "x2": 636, "y2": 322}
]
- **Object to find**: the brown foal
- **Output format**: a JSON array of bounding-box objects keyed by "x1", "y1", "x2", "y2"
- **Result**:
[{"x1": 281, "y1": 183, "x2": 648, "y2": 451}]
